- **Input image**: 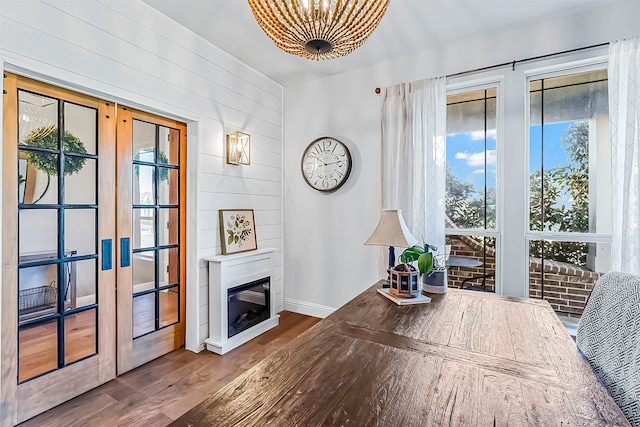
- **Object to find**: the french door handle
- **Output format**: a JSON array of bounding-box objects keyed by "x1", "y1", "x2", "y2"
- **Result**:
[
  {"x1": 121, "y1": 237, "x2": 131, "y2": 268},
  {"x1": 101, "y1": 239, "x2": 113, "y2": 271}
]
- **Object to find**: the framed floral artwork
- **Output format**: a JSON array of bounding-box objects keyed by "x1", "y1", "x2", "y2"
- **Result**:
[{"x1": 219, "y1": 209, "x2": 258, "y2": 255}]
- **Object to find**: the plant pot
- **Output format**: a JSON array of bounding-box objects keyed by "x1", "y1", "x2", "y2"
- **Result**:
[{"x1": 422, "y1": 270, "x2": 447, "y2": 294}]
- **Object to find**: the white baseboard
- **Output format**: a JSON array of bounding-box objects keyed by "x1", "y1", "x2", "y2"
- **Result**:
[
  {"x1": 284, "y1": 298, "x2": 335, "y2": 319},
  {"x1": 73, "y1": 282, "x2": 161, "y2": 309},
  {"x1": 75, "y1": 295, "x2": 96, "y2": 307},
  {"x1": 205, "y1": 315, "x2": 279, "y2": 355}
]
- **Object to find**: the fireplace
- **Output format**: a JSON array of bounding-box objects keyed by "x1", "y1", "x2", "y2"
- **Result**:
[
  {"x1": 205, "y1": 248, "x2": 279, "y2": 355},
  {"x1": 228, "y1": 277, "x2": 270, "y2": 338}
]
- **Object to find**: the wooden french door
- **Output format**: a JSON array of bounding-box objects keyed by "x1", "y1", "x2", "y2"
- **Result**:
[
  {"x1": 1, "y1": 73, "x2": 116, "y2": 425},
  {"x1": 115, "y1": 105, "x2": 186, "y2": 375},
  {"x1": 2, "y1": 74, "x2": 187, "y2": 425}
]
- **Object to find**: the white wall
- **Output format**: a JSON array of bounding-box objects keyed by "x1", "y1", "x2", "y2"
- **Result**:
[
  {"x1": 0, "y1": 0, "x2": 283, "y2": 352},
  {"x1": 283, "y1": 1, "x2": 640, "y2": 314}
]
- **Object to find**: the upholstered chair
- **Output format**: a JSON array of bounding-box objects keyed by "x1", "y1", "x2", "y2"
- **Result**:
[{"x1": 576, "y1": 272, "x2": 640, "y2": 426}]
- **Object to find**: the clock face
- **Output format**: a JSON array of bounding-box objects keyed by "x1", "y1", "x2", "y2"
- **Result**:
[{"x1": 301, "y1": 137, "x2": 352, "y2": 192}]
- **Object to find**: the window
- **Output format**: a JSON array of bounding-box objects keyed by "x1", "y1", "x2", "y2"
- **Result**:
[
  {"x1": 445, "y1": 86, "x2": 499, "y2": 292},
  {"x1": 527, "y1": 68, "x2": 611, "y2": 319}
]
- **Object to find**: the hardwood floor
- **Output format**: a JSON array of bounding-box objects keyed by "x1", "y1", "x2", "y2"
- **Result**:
[
  {"x1": 19, "y1": 311, "x2": 321, "y2": 427},
  {"x1": 19, "y1": 290, "x2": 179, "y2": 382}
]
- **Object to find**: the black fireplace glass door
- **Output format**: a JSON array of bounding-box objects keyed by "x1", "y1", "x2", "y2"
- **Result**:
[{"x1": 227, "y1": 277, "x2": 270, "y2": 338}]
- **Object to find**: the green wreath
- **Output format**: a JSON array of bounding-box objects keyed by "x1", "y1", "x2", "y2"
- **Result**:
[
  {"x1": 22, "y1": 125, "x2": 87, "y2": 176},
  {"x1": 134, "y1": 149, "x2": 170, "y2": 182}
]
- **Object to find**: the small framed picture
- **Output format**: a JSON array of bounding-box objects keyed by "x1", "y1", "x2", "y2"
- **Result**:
[{"x1": 219, "y1": 209, "x2": 258, "y2": 255}]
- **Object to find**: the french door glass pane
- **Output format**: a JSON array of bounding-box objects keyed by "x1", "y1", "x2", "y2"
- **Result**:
[
  {"x1": 133, "y1": 208, "x2": 155, "y2": 250},
  {"x1": 19, "y1": 209, "x2": 58, "y2": 256},
  {"x1": 132, "y1": 252, "x2": 156, "y2": 292},
  {"x1": 19, "y1": 319, "x2": 58, "y2": 382},
  {"x1": 71, "y1": 259, "x2": 97, "y2": 309},
  {"x1": 158, "y1": 126, "x2": 179, "y2": 166},
  {"x1": 64, "y1": 102, "x2": 97, "y2": 155},
  {"x1": 64, "y1": 158, "x2": 96, "y2": 205},
  {"x1": 18, "y1": 264, "x2": 59, "y2": 323},
  {"x1": 64, "y1": 208, "x2": 97, "y2": 258},
  {"x1": 19, "y1": 150, "x2": 59, "y2": 204},
  {"x1": 158, "y1": 247, "x2": 179, "y2": 287},
  {"x1": 131, "y1": 120, "x2": 181, "y2": 340},
  {"x1": 134, "y1": 165, "x2": 156, "y2": 205},
  {"x1": 132, "y1": 120, "x2": 155, "y2": 161},
  {"x1": 18, "y1": 92, "x2": 57, "y2": 146},
  {"x1": 16, "y1": 89, "x2": 100, "y2": 383},
  {"x1": 158, "y1": 167, "x2": 178, "y2": 205},
  {"x1": 64, "y1": 309, "x2": 97, "y2": 364},
  {"x1": 159, "y1": 286, "x2": 179, "y2": 328},
  {"x1": 158, "y1": 208, "x2": 178, "y2": 246},
  {"x1": 133, "y1": 293, "x2": 156, "y2": 338}
]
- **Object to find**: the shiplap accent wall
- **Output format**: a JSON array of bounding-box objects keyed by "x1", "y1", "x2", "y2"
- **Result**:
[{"x1": 0, "y1": 0, "x2": 283, "y2": 352}]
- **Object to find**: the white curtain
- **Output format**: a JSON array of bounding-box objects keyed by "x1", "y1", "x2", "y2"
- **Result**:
[
  {"x1": 610, "y1": 37, "x2": 640, "y2": 273},
  {"x1": 380, "y1": 78, "x2": 447, "y2": 250},
  {"x1": 380, "y1": 83, "x2": 413, "y2": 220},
  {"x1": 412, "y1": 78, "x2": 447, "y2": 251}
]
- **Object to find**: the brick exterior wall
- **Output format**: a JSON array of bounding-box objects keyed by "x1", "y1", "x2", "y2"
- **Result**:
[
  {"x1": 447, "y1": 235, "x2": 599, "y2": 318},
  {"x1": 447, "y1": 235, "x2": 496, "y2": 292}
]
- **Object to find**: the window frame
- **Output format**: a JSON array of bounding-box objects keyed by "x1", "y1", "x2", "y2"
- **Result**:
[
  {"x1": 523, "y1": 56, "x2": 612, "y2": 297},
  {"x1": 445, "y1": 77, "x2": 504, "y2": 294}
]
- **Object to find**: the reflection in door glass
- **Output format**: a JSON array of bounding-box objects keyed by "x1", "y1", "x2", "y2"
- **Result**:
[
  {"x1": 131, "y1": 119, "x2": 181, "y2": 339},
  {"x1": 133, "y1": 293, "x2": 156, "y2": 338},
  {"x1": 19, "y1": 319, "x2": 58, "y2": 382},
  {"x1": 16, "y1": 89, "x2": 100, "y2": 382},
  {"x1": 64, "y1": 309, "x2": 97, "y2": 364}
]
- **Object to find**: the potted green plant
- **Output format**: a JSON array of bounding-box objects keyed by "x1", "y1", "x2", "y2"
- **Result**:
[
  {"x1": 400, "y1": 243, "x2": 448, "y2": 294},
  {"x1": 422, "y1": 254, "x2": 447, "y2": 294},
  {"x1": 400, "y1": 243, "x2": 437, "y2": 275}
]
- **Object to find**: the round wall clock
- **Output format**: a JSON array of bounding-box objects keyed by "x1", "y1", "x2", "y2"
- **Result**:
[{"x1": 301, "y1": 137, "x2": 352, "y2": 192}]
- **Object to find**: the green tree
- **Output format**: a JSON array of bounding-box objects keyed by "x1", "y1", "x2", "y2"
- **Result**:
[
  {"x1": 446, "y1": 167, "x2": 496, "y2": 229},
  {"x1": 445, "y1": 167, "x2": 476, "y2": 228},
  {"x1": 445, "y1": 120, "x2": 590, "y2": 266},
  {"x1": 529, "y1": 120, "x2": 590, "y2": 265}
]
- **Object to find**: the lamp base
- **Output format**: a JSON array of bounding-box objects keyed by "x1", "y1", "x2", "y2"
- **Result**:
[
  {"x1": 382, "y1": 277, "x2": 391, "y2": 289},
  {"x1": 385, "y1": 246, "x2": 395, "y2": 288}
]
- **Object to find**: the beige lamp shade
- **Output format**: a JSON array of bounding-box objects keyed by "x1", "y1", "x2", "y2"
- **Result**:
[{"x1": 365, "y1": 209, "x2": 418, "y2": 248}]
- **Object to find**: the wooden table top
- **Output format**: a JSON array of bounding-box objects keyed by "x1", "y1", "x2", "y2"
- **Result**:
[{"x1": 172, "y1": 282, "x2": 628, "y2": 426}]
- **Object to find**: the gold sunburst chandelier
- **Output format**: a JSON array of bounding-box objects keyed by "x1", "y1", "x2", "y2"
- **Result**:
[{"x1": 247, "y1": 0, "x2": 389, "y2": 61}]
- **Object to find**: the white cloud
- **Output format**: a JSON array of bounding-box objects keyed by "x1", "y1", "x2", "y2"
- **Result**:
[
  {"x1": 469, "y1": 129, "x2": 497, "y2": 141},
  {"x1": 455, "y1": 150, "x2": 496, "y2": 167},
  {"x1": 472, "y1": 169, "x2": 485, "y2": 174}
]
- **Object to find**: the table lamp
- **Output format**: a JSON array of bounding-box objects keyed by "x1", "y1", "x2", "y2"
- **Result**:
[{"x1": 364, "y1": 209, "x2": 418, "y2": 287}]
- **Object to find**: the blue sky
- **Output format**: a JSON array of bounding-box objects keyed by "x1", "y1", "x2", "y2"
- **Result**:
[{"x1": 446, "y1": 121, "x2": 573, "y2": 193}]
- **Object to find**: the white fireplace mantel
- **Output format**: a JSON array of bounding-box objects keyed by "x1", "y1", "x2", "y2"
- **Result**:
[{"x1": 204, "y1": 248, "x2": 279, "y2": 355}]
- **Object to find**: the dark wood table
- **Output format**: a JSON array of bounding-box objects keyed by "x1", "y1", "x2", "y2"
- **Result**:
[{"x1": 172, "y1": 282, "x2": 628, "y2": 426}]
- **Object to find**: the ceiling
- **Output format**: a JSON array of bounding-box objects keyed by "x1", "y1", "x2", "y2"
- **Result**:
[{"x1": 143, "y1": 0, "x2": 613, "y2": 87}]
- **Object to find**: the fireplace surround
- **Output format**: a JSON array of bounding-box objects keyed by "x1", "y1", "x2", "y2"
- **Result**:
[{"x1": 205, "y1": 248, "x2": 279, "y2": 354}]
